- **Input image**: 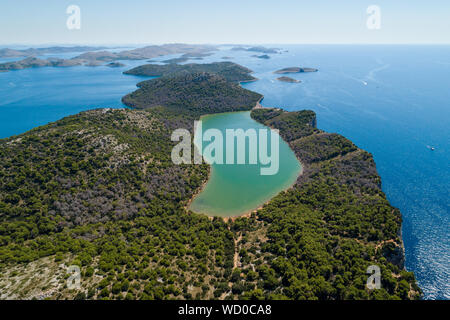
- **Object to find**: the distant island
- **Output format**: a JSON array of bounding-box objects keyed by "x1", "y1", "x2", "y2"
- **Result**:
[
  {"x1": 277, "y1": 76, "x2": 301, "y2": 83},
  {"x1": 106, "y1": 62, "x2": 126, "y2": 68},
  {"x1": 74, "y1": 44, "x2": 216, "y2": 63},
  {"x1": 0, "y1": 57, "x2": 82, "y2": 71},
  {"x1": 252, "y1": 54, "x2": 270, "y2": 59},
  {"x1": 0, "y1": 46, "x2": 108, "y2": 58},
  {"x1": 161, "y1": 51, "x2": 214, "y2": 64},
  {"x1": 274, "y1": 67, "x2": 318, "y2": 74},
  {"x1": 0, "y1": 57, "x2": 126, "y2": 71},
  {"x1": 232, "y1": 46, "x2": 280, "y2": 54},
  {"x1": 123, "y1": 61, "x2": 257, "y2": 83},
  {"x1": 0, "y1": 44, "x2": 217, "y2": 72}
]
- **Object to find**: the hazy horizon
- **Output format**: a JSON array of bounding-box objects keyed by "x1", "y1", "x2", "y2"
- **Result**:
[{"x1": 2, "y1": 43, "x2": 450, "y2": 49}]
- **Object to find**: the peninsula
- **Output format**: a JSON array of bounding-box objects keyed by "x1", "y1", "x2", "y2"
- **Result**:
[{"x1": 0, "y1": 61, "x2": 420, "y2": 300}]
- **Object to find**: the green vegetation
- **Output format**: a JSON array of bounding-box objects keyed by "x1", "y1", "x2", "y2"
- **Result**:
[
  {"x1": 0, "y1": 62, "x2": 420, "y2": 300},
  {"x1": 248, "y1": 108, "x2": 420, "y2": 299},
  {"x1": 122, "y1": 72, "x2": 262, "y2": 117}
]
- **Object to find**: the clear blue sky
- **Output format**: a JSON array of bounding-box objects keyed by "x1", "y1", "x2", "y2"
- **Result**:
[{"x1": 1, "y1": 0, "x2": 449, "y2": 45}]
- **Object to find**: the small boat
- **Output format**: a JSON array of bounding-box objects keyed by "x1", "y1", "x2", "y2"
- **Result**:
[
  {"x1": 362, "y1": 81, "x2": 368, "y2": 86},
  {"x1": 427, "y1": 145, "x2": 435, "y2": 151}
]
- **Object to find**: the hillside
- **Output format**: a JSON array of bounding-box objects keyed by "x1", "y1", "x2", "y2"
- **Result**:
[{"x1": 0, "y1": 63, "x2": 420, "y2": 300}]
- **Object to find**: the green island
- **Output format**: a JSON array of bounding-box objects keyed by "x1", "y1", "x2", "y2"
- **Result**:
[{"x1": 0, "y1": 61, "x2": 420, "y2": 300}]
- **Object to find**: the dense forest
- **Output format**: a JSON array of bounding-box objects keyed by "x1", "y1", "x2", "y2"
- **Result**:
[{"x1": 0, "y1": 62, "x2": 420, "y2": 300}]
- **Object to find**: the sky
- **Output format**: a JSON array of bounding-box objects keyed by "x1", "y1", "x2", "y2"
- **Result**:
[{"x1": 1, "y1": 0, "x2": 449, "y2": 45}]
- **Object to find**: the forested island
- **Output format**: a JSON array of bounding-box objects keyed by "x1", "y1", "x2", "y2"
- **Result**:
[{"x1": 0, "y1": 61, "x2": 420, "y2": 300}]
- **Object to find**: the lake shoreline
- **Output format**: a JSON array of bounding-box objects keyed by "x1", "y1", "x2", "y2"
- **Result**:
[{"x1": 187, "y1": 98, "x2": 304, "y2": 219}]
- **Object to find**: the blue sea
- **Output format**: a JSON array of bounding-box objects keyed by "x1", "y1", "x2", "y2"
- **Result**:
[{"x1": 0, "y1": 45, "x2": 448, "y2": 299}]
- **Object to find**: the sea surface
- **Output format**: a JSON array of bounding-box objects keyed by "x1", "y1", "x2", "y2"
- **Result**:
[
  {"x1": 0, "y1": 45, "x2": 448, "y2": 299},
  {"x1": 189, "y1": 111, "x2": 301, "y2": 217}
]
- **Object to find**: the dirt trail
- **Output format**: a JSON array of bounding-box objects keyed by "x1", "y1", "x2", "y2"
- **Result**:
[{"x1": 233, "y1": 233, "x2": 243, "y2": 269}]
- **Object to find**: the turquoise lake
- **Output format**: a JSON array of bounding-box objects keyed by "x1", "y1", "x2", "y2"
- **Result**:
[
  {"x1": 189, "y1": 111, "x2": 301, "y2": 217},
  {"x1": 0, "y1": 45, "x2": 448, "y2": 299}
]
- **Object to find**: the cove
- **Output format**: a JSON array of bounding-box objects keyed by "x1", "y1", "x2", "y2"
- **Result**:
[{"x1": 189, "y1": 111, "x2": 301, "y2": 217}]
